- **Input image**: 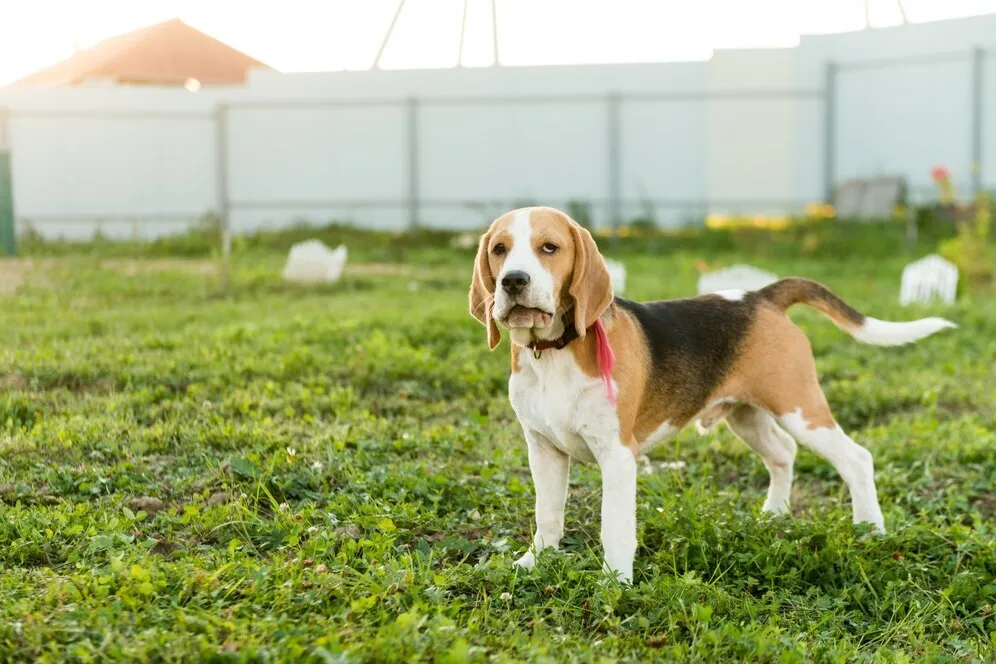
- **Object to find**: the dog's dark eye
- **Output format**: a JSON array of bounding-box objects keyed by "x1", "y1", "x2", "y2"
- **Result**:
[
  {"x1": 540, "y1": 243, "x2": 558, "y2": 255},
  {"x1": 493, "y1": 243, "x2": 506, "y2": 256}
]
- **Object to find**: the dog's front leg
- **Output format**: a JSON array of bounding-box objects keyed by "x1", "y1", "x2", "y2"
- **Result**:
[
  {"x1": 514, "y1": 432, "x2": 570, "y2": 571},
  {"x1": 593, "y1": 441, "x2": 637, "y2": 583}
]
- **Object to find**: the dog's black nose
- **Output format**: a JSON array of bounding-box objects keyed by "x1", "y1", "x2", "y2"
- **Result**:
[{"x1": 501, "y1": 270, "x2": 530, "y2": 294}]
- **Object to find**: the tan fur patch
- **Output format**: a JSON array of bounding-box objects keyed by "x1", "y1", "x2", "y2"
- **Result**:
[
  {"x1": 709, "y1": 304, "x2": 836, "y2": 429},
  {"x1": 527, "y1": 208, "x2": 578, "y2": 303},
  {"x1": 760, "y1": 277, "x2": 865, "y2": 334}
]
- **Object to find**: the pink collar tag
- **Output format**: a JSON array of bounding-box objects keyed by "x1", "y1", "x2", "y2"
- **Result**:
[{"x1": 592, "y1": 319, "x2": 616, "y2": 405}]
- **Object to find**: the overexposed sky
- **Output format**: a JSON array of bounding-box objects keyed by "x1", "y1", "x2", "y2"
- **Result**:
[{"x1": 1, "y1": 0, "x2": 995, "y2": 85}]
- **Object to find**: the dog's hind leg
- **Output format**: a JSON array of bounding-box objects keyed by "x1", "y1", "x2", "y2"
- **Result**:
[
  {"x1": 741, "y1": 313, "x2": 885, "y2": 532},
  {"x1": 777, "y1": 403, "x2": 885, "y2": 533},
  {"x1": 726, "y1": 405, "x2": 796, "y2": 515}
]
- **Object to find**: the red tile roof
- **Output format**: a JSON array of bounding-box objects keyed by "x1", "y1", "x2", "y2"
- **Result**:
[{"x1": 8, "y1": 18, "x2": 270, "y2": 88}]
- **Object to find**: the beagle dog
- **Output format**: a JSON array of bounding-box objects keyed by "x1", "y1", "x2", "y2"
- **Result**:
[{"x1": 469, "y1": 206, "x2": 956, "y2": 583}]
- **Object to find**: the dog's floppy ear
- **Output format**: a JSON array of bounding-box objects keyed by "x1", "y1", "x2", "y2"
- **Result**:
[
  {"x1": 568, "y1": 220, "x2": 613, "y2": 337},
  {"x1": 469, "y1": 230, "x2": 501, "y2": 350}
]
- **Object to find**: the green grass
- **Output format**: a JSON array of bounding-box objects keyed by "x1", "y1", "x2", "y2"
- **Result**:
[{"x1": 1, "y1": 237, "x2": 994, "y2": 662}]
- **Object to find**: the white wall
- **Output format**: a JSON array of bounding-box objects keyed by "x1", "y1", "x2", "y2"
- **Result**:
[
  {"x1": 419, "y1": 99, "x2": 609, "y2": 228},
  {"x1": 797, "y1": 16, "x2": 996, "y2": 197},
  {"x1": 706, "y1": 49, "x2": 816, "y2": 216},
  {"x1": 226, "y1": 104, "x2": 409, "y2": 232},
  {"x1": 1, "y1": 88, "x2": 224, "y2": 240},
  {"x1": 985, "y1": 50, "x2": 996, "y2": 193},
  {"x1": 0, "y1": 14, "x2": 994, "y2": 239},
  {"x1": 619, "y1": 96, "x2": 707, "y2": 225},
  {"x1": 835, "y1": 56, "x2": 973, "y2": 197}
]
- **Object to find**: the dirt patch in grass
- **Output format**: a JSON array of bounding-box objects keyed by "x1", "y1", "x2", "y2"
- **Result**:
[
  {"x1": 972, "y1": 493, "x2": 996, "y2": 517},
  {"x1": 2, "y1": 257, "x2": 219, "y2": 293},
  {"x1": 98, "y1": 259, "x2": 218, "y2": 277},
  {"x1": 0, "y1": 372, "x2": 28, "y2": 390},
  {"x1": 0, "y1": 259, "x2": 38, "y2": 294},
  {"x1": 3, "y1": 258, "x2": 443, "y2": 293},
  {"x1": 346, "y1": 263, "x2": 414, "y2": 276}
]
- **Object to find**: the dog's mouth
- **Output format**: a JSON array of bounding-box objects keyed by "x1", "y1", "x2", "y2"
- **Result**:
[{"x1": 503, "y1": 305, "x2": 554, "y2": 329}]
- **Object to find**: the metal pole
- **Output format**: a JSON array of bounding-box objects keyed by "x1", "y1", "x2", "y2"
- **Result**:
[
  {"x1": 215, "y1": 104, "x2": 232, "y2": 292},
  {"x1": 407, "y1": 97, "x2": 420, "y2": 229},
  {"x1": 896, "y1": 0, "x2": 909, "y2": 24},
  {"x1": 904, "y1": 204, "x2": 918, "y2": 255},
  {"x1": 971, "y1": 46, "x2": 984, "y2": 196},
  {"x1": 457, "y1": 0, "x2": 469, "y2": 67},
  {"x1": 491, "y1": 0, "x2": 500, "y2": 66},
  {"x1": 374, "y1": 0, "x2": 406, "y2": 69},
  {"x1": 0, "y1": 108, "x2": 15, "y2": 256},
  {"x1": 607, "y1": 91, "x2": 622, "y2": 232},
  {"x1": 823, "y1": 62, "x2": 837, "y2": 204},
  {"x1": 0, "y1": 109, "x2": 8, "y2": 155}
]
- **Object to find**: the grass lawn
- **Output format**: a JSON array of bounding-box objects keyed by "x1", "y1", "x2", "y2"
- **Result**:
[{"x1": 1, "y1": 235, "x2": 994, "y2": 662}]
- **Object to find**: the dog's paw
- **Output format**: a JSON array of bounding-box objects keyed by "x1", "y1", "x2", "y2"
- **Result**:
[
  {"x1": 861, "y1": 521, "x2": 887, "y2": 536},
  {"x1": 601, "y1": 560, "x2": 633, "y2": 585},
  {"x1": 760, "y1": 501, "x2": 791, "y2": 516},
  {"x1": 513, "y1": 551, "x2": 536, "y2": 570}
]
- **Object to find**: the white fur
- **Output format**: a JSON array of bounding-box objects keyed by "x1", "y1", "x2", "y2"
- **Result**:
[
  {"x1": 509, "y1": 348, "x2": 634, "y2": 582},
  {"x1": 596, "y1": 443, "x2": 637, "y2": 582},
  {"x1": 513, "y1": 431, "x2": 570, "y2": 571},
  {"x1": 849, "y1": 316, "x2": 956, "y2": 347},
  {"x1": 492, "y1": 209, "x2": 557, "y2": 332},
  {"x1": 726, "y1": 407, "x2": 796, "y2": 515},
  {"x1": 714, "y1": 289, "x2": 746, "y2": 301},
  {"x1": 778, "y1": 408, "x2": 885, "y2": 532},
  {"x1": 510, "y1": 350, "x2": 618, "y2": 465}
]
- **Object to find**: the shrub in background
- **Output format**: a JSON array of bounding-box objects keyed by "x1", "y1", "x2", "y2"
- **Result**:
[
  {"x1": 566, "y1": 199, "x2": 593, "y2": 229},
  {"x1": 939, "y1": 192, "x2": 994, "y2": 287}
]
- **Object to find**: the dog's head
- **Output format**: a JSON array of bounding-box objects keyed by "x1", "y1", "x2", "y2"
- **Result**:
[{"x1": 469, "y1": 206, "x2": 613, "y2": 349}]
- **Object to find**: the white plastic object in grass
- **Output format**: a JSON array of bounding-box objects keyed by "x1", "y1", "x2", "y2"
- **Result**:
[
  {"x1": 605, "y1": 258, "x2": 627, "y2": 295},
  {"x1": 697, "y1": 264, "x2": 777, "y2": 295},
  {"x1": 282, "y1": 240, "x2": 348, "y2": 284},
  {"x1": 899, "y1": 254, "x2": 958, "y2": 306}
]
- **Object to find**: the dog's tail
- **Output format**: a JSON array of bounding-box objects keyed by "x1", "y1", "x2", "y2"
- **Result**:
[{"x1": 758, "y1": 277, "x2": 956, "y2": 346}]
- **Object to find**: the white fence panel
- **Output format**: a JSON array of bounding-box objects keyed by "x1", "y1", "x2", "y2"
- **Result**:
[
  {"x1": 418, "y1": 100, "x2": 608, "y2": 230},
  {"x1": 226, "y1": 104, "x2": 409, "y2": 231},
  {"x1": 835, "y1": 57, "x2": 973, "y2": 195},
  {"x1": 985, "y1": 50, "x2": 996, "y2": 191},
  {"x1": 10, "y1": 114, "x2": 216, "y2": 239},
  {"x1": 619, "y1": 98, "x2": 707, "y2": 227},
  {"x1": 707, "y1": 96, "x2": 803, "y2": 216}
]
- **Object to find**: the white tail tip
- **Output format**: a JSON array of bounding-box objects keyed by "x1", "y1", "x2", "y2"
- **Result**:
[{"x1": 850, "y1": 316, "x2": 957, "y2": 347}]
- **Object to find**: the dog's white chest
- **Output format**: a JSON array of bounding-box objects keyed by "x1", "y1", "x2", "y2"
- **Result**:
[{"x1": 508, "y1": 350, "x2": 619, "y2": 463}]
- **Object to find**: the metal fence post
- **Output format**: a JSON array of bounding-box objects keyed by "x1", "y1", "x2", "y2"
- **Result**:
[
  {"x1": 606, "y1": 91, "x2": 622, "y2": 232},
  {"x1": 823, "y1": 62, "x2": 837, "y2": 204},
  {"x1": 0, "y1": 108, "x2": 14, "y2": 256},
  {"x1": 407, "y1": 97, "x2": 420, "y2": 230},
  {"x1": 215, "y1": 104, "x2": 232, "y2": 291},
  {"x1": 971, "y1": 46, "x2": 985, "y2": 196}
]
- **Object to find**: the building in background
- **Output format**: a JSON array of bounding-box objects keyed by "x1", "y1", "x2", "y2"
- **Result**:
[{"x1": 6, "y1": 18, "x2": 269, "y2": 89}]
